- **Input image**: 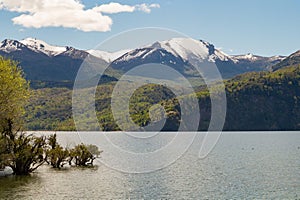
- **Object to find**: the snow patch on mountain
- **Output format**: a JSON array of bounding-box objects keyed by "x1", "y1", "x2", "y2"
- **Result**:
[
  {"x1": 0, "y1": 39, "x2": 26, "y2": 53},
  {"x1": 233, "y1": 54, "x2": 286, "y2": 62},
  {"x1": 269, "y1": 55, "x2": 286, "y2": 61},
  {"x1": 212, "y1": 49, "x2": 235, "y2": 62},
  {"x1": 87, "y1": 49, "x2": 130, "y2": 63},
  {"x1": 142, "y1": 48, "x2": 157, "y2": 59},
  {"x1": 233, "y1": 53, "x2": 258, "y2": 61},
  {"x1": 117, "y1": 49, "x2": 150, "y2": 62},
  {"x1": 20, "y1": 38, "x2": 66, "y2": 56}
]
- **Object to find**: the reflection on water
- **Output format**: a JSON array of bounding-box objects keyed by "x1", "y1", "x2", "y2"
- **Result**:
[
  {"x1": 0, "y1": 132, "x2": 299, "y2": 199},
  {"x1": 0, "y1": 173, "x2": 42, "y2": 199}
]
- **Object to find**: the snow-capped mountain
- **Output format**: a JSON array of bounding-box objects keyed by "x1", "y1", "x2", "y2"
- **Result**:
[
  {"x1": 109, "y1": 38, "x2": 287, "y2": 78},
  {"x1": 1, "y1": 37, "x2": 124, "y2": 63},
  {"x1": 150, "y1": 38, "x2": 233, "y2": 62},
  {"x1": 20, "y1": 38, "x2": 67, "y2": 56},
  {"x1": 0, "y1": 38, "x2": 90, "y2": 58},
  {"x1": 232, "y1": 53, "x2": 285, "y2": 62},
  {"x1": 0, "y1": 37, "x2": 288, "y2": 82},
  {"x1": 0, "y1": 38, "x2": 68, "y2": 56},
  {"x1": 114, "y1": 38, "x2": 234, "y2": 64},
  {"x1": 0, "y1": 38, "x2": 107, "y2": 81},
  {"x1": 232, "y1": 53, "x2": 285, "y2": 71},
  {"x1": 110, "y1": 38, "x2": 264, "y2": 78}
]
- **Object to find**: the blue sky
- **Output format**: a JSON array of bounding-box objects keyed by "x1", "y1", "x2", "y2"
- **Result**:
[{"x1": 0, "y1": 0, "x2": 299, "y2": 56}]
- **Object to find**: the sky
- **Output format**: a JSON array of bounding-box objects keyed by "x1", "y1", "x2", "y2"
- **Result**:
[{"x1": 0, "y1": 0, "x2": 299, "y2": 56}]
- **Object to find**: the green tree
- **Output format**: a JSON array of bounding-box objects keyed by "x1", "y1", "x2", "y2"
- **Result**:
[
  {"x1": 46, "y1": 134, "x2": 69, "y2": 169},
  {"x1": 0, "y1": 57, "x2": 29, "y2": 132},
  {"x1": 0, "y1": 134, "x2": 10, "y2": 169},
  {"x1": 2, "y1": 126, "x2": 47, "y2": 175},
  {"x1": 69, "y1": 144, "x2": 101, "y2": 166},
  {"x1": 0, "y1": 57, "x2": 47, "y2": 175}
]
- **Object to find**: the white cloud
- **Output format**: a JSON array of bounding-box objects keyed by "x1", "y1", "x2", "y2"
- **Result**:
[
  {"x1": 135, "y1": 3, "x2": 160, "y2": 13},
  {"x1": 93, "y1": 2, "x2": 160, "y2": 14},
  {"x1": 0, "y1": 0, "x2": 160, "y2": 32},
  {"x1": 93, "y1": 2, "x2": 135, "y2": 14}
]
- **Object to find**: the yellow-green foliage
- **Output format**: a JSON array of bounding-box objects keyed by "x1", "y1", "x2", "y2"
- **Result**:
[{"x1": 0, "y1": 56, "x2": 30, "y2": 131}]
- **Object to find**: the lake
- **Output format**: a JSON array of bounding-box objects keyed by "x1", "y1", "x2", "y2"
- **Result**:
[{"x1": 0, "y1": 132, "x2": 299, "y2": 199}]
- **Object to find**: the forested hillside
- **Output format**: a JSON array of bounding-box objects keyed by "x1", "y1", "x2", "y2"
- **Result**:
[{"x1": 24, "y1": 64, "x2": 300, "y2": 131}]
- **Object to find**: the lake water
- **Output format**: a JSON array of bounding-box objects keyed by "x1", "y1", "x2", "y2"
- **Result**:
[{"x1": 0, "y1": 132, "x2": 299, "y2": 199}]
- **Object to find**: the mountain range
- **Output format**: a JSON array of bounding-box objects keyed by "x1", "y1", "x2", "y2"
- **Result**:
[
  {"x1": 1, "y1": 37, "x2": 299, "y2": 131},
  {"x1": 0, "y1": 37, "x2": 287, "y2": 83}
]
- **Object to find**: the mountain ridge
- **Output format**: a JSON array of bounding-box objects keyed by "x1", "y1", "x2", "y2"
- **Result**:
[
  {"x1": 272, "y1": 50, "x2": 300, "y2": 71},
  {"x1": 0, "y1": 38, "x2": 109, "y2": 82},
  {"x1": 0, "y1": 37, "x2": 287, "y2": 62},
  {"x1": 0, "y1": 37, "x2": 289, "y2": 82}
]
